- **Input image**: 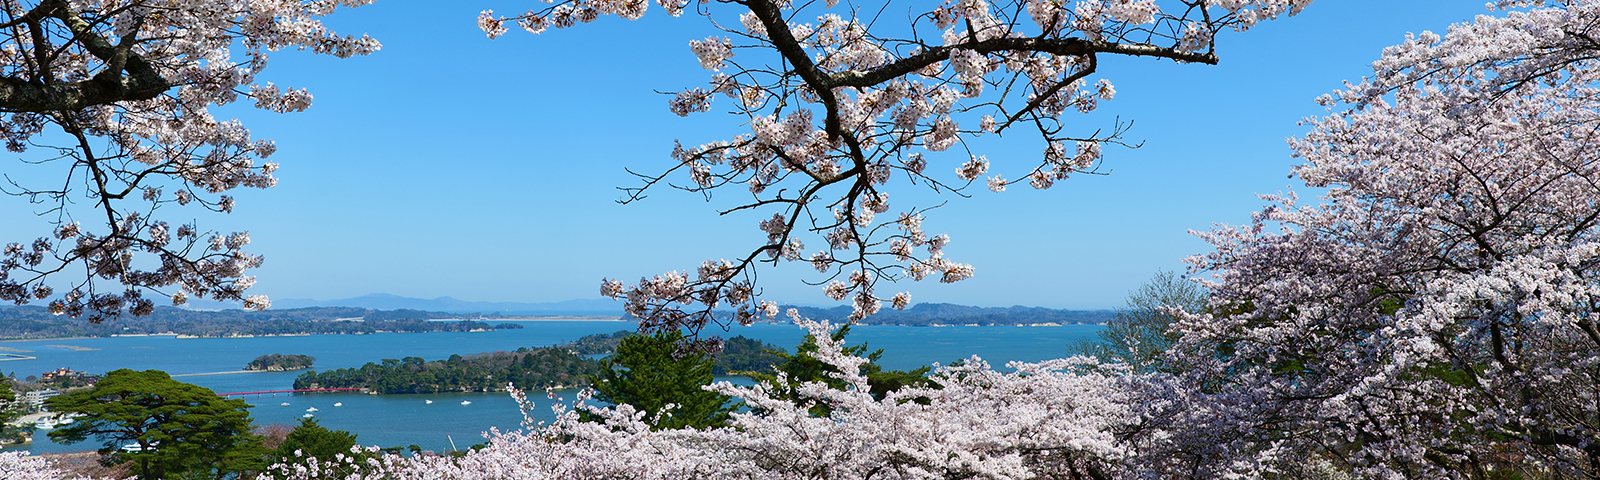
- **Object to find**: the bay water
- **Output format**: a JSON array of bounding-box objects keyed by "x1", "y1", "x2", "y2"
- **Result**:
[{"x1": 0, "y1": 320, "x2": 1102, "y2": 454}]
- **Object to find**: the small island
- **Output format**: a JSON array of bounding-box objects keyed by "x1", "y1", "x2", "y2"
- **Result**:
[{"x1": 245, "y1": 354, "x2": 315, "y2": 372}]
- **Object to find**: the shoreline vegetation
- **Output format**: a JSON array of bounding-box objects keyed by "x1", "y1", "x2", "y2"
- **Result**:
[{"x1": 293, "y1": 332, "x2": 786, "y2": 394}]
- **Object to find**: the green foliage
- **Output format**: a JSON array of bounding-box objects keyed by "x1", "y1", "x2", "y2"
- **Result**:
[
  {"x1": 276, "y1": 418, "x2": 358, "y2": 461},
  {"x1": 588, "y1": 331, "x2": 735, "y2": 430},
  {"x1": 293, "y1": 347, "x2": 601, "y2": 394},
  {"x1": 0, "y1": 378, "x2": 23, "y2": 443},
  {"x1": 246, "y1": 354, "x2": 316, "y2": 371},
  {"x1": 711, "y1": 336, "x2": 785, "y2": 375},
  {"x1": 266, "y1": 418, "x2": 371, "y2": 479},
  {"x1": 45, "y1": 369, "x2": 262, "y2": 480},
  {"x1": 748, "y1": 325, "x2": 936, "y2": 416},
  {"x1": 565, "y1": 330, "x2": 783, "y2": 375},
  {"x1": 564, "y1": 331, "x2": 633, "y2": 355},
  {"x1": 1076, "y1": 271, "x2": 1207, "y2": 372}
]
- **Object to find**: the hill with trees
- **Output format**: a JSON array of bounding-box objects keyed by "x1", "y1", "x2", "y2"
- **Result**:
[{"x1": 244, "y1": 354, "x2": 315, "y2": 372}]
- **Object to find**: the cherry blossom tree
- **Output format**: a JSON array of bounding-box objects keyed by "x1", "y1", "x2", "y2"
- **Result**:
[
  {"x1": 1169, "y1": 0, "x2": 1600, "y2": 476},
  {"x1": 0, "y1": 451, "x2": 93, "y2": 480},
  {"x1": 0, "y1": 0, "x2": 378, "y2": 322},
  {"x1": 266, "y1": 2, "x2": 1600, "y2": 478},
  {"x1": 480, "y1": 0, "x2": 1307, "y2": 336},
  {"x1": 271, "y1": 316, "x2": 1147, "y2": 480}
]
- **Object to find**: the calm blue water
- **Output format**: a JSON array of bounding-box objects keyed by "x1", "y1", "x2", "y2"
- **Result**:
[{"x1": 0, "y1": 321, "x2": 1101, "y2": 453}]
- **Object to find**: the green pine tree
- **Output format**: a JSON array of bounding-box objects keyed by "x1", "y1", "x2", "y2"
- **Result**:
[
  {"x1": 46, "y1": 369, "x2": 263, "y2": 480},
  {"x1": 266, "y1": 417, "x2": 369, "y2": 479},
  {"x1": 0, "y1": 377, "x2": 24, "y2": 444},
  {"x1": 588, "y1": 331, "x2": 735, "y2": 430}
]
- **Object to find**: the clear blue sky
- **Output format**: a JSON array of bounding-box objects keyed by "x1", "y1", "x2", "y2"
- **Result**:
[{"x1": 6, "y1": 1, "x2": 1496, "y2": 309}]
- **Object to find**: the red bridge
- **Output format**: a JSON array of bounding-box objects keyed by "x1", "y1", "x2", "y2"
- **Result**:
[{"x1": 215, "y1": 388, "x2": 366, "y2": 396}]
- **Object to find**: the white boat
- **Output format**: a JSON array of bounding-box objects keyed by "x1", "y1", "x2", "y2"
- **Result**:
[
  {"x1": 280, "y1": 402, "x2": 290, "y2": 406},
  {"x1": 460, "y1": 400, "x2": 471, "y2": 406},
  {"x1": 425, "y1": 400, "x2": 433, "y2": 404},
  {"x1": 333, "y1": 402, "x2": 343, "y2": 407},
  {"x1": 305, "y1": 407, "x2": 319, "y2": 412}
]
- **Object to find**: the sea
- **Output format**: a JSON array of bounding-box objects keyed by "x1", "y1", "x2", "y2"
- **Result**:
[{"x1": 0, "y1": 320, "x2": 1103, "y2": 454}]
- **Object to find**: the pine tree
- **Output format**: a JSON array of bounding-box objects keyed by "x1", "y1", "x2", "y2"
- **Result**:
[
  {"x1": 588, "y1": 331, "x2": 734, "y2": 430},
  {"x1": 46, "y1": 369, "x2": 263, "y2": 480},
  {"x1": 0, "y1": 378, "x2": 23, "y2": 444},
  {"x1": 266, "y1": 418, "x2": 368, "y2": 479}
]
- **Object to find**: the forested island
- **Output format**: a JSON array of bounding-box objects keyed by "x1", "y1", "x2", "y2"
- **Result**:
[
  {"x1": 245, "y1": 354, "x2": 315, "y2": 371},
  {"x1": 293, "y1": 347, "x2": 601, "y2": 393},
  {"x1": 294, "y1": 332, "x2": 785, "y2": 394},
  {"x1": 0, "y1": 306, "x2": 524, "y2": 340},
  {"x1": 785, "y1": 303, "x2": 1116, "y2": 325},
  {"x1": 623, "y1": 303, "x2": 1116, "y2": 327},
  {"x1": 564, "y1": 331, "x2": 782, "y2": 375}
]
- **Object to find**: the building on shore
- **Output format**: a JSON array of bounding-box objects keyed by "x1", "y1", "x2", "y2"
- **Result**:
[{"x1": 23, "y1": 389, "x2": 59, "y2": 411}]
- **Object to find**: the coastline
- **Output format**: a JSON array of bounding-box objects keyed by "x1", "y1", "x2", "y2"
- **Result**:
[
  {"x1": 0, "y1": 321, "x2": 1100, "y2": 344},
  {"x1": 430, "y1": 316, "x2": 627, "y2": 322},
  {"x1": 0, "y1": 336, "x2": 99, "y2": 343}
]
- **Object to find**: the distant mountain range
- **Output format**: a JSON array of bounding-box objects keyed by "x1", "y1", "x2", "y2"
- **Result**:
[
  {"x1": 173, "y1": 293, "x2": 1118, "y2": 326},
  {"x1": 0, "y1": 295, "x2": 1112, "y2": 340},
  {"x1": 0, "y1": 305, "x2": 520, "y2": 340},
  {"x1": 182, "y1": 294, "x2": 1115, "y2": 326}
]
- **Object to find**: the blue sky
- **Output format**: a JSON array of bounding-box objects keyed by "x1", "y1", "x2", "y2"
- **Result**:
[{"x1": 2, "y1": 1, "x2": 1497, "y2": 309}]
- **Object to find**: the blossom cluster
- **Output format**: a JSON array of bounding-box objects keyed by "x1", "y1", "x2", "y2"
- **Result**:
[
  {"x1": 0, "y1": 0, "x2": 378, "y2": 320},
  {"x1": 1173, "y1": 0, "x2": 1600, "y2": 475},
  {"x1": 269, "y1": 315, "x2": 1144, "y2": 480},
  {"x1": 482, "y1": 0, "x2": 1305, "y2": 332},
  {"x1": 0, "y1": 451, "x2": 91, "y2": 480}
]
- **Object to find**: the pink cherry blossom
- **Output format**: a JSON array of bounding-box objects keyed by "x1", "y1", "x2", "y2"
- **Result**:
[
  {"x1": 480, "y1": 0, "x2": 1305, "y2": 334},
  {"x1": 0, "y1": 0, "x2": 378, "y2": 321}
]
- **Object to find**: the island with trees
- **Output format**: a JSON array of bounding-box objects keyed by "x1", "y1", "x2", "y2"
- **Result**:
[
  {"x1": 293, "y1": 347, "x2": 602, "y2": 394},
  {"x1": 619, "y1": 305, "x2": 1115, "y2": 328},
  {"x1": 244, "y1": 354, "x2": 315, "y2": 372},
  {"x1": 293, "y1": 334, "x2": 787, "y2": 394},
  {"x1": 556, "y1": 331, "x2": 782, "y2": 375}
]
